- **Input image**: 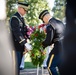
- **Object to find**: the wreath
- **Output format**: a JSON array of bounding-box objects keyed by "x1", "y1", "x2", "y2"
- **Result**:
[{"x1": 30, "y1": 28, "x2": 46, "y2": 67}]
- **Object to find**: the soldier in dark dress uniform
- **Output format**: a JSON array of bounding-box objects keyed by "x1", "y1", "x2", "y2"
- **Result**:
[
  {"x1": 39, "y1": 10, "x2": 65, "y2": 75},
  {"x1": 10, "y1": 2, "x2": 32, "y2": 75}
]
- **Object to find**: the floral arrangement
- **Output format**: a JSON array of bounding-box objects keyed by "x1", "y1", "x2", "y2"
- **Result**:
[{"x1": 30, "y1": 24, "x2": 46, "y2": 67}]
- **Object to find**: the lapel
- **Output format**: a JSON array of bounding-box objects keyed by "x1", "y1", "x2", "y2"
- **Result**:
[{"x1": 16, "y1": 12, "x2": 24, "y2": 23}]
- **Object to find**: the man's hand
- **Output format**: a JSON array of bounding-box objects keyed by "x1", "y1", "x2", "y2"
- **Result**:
[
  {"x1": 23, "y1": 48, "x2": 28, "y2": 55},
  {"x1": 25, "y1": 43, "x2": 32, "y2": 51},
  {"x1": 41, "y1": 50, "x2": 46, "y2": 55}
]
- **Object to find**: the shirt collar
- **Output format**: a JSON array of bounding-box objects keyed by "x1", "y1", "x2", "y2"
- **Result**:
[{"x1": 48, "y1": 17, "x2": 52, "y2": 22}]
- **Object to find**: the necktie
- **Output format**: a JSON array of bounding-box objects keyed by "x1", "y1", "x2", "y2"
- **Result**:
[{"x1": 21, "y1": 17, "x2": 25, "y2": 24}]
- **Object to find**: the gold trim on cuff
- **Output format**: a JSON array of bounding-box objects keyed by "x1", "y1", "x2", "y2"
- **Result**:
[{"x1": 19, "y1": 39, "x2": 25, "y2": 43}]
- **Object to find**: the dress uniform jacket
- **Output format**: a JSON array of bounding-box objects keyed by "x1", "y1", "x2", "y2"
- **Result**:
[
  {"x1": 42, "y1": 17, "x2": 65, "y2": 54},
  {"x1": 10, "y1": 12, "x2": 28, "y2": 52}
]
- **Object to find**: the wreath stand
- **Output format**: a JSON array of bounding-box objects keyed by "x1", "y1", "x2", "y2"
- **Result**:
[{"x1": 37, "y1": 64, "x2": 44, "y2": 75}]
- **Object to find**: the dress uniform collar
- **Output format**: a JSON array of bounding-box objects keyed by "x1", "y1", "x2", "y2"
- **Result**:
[
  {"x1": 18, "y1": 12, "x2": 24, "y2": 18},
  {"x1": 15, "y1": 12, "x2": 25, "y2": 25},
  {"x1": 48, "y1": 17, "x2": 52, "y2": 23}
]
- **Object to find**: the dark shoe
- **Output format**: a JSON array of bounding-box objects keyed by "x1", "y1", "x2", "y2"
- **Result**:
[
  {"x1": 19, "y1": 68, "x2": 24, "y2": 70},
  {"x1": 43, "y1": 67, "x2": 47, "y2": 69}
]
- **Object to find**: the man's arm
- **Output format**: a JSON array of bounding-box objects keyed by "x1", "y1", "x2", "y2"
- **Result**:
[
  {"x1": 10, "y1": 17, "x2": 32, "y2": 51},
  {"x1": 42, "y1": 25, "x2": 54, "y2": 48}
]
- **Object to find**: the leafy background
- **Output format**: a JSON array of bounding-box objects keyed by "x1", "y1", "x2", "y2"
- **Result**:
[{"x1": 6, "y1": 0, "x2": 65, "y2": 26}]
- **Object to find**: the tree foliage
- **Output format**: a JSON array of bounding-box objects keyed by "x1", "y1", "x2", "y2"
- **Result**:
[
  {"x1": 6, "y1": 0, "x2": 17, "y2": 18},
  {"x1": 52, "y1": 0, "x2": 66, "y2": 20},
  {"x1": 6, "y1": 0, "x2": 50, "y2": 26},
  {"x1": 25, "y1": 0, "x2": 50, "y2": 26},
  {"x1": 26, "y1": 0, "x2": 49, "y2": 25}
]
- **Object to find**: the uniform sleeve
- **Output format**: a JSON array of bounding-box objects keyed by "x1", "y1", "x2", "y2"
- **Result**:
[
  {"x1": 10, "y1": 17, "x2": 26, "y2": 46},
  {"x1": 42, "y1": 25, "x2": 53, "y2": 48}
]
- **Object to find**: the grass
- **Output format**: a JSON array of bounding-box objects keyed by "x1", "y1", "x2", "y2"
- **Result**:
[{"x1": 24, "y1": 62, "x2": 37, "y2": 69}]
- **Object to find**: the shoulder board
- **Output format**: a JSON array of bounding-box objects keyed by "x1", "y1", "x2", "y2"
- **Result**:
[{"x1": 11, "y1": 16, "x2": 21, "y2": 22}]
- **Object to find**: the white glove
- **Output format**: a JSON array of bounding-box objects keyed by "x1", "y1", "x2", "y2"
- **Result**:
[{"x1": 25, "y1": 43, "x2": 32, "y2": 51}]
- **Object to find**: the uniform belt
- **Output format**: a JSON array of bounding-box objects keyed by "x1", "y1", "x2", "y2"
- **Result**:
[{"x1": 53, "y1": 36, "x2": 64, "y2": 42}]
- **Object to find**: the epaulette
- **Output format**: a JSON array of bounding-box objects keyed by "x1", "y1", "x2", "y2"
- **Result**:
[
  {"x1": 11, "y1": 16, "x2": 21, "y2": 22},
  {"x1": 10, "y1": 16, "x2": 23, "y2": 27}
]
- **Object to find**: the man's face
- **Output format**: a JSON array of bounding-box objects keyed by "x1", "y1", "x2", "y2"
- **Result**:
[
  {"x1": 43, "y1": 14, "x2": 51, "y2": 24},
  {"x1": 18, "y1": 7, "x2": 27, "y2": 16}
]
